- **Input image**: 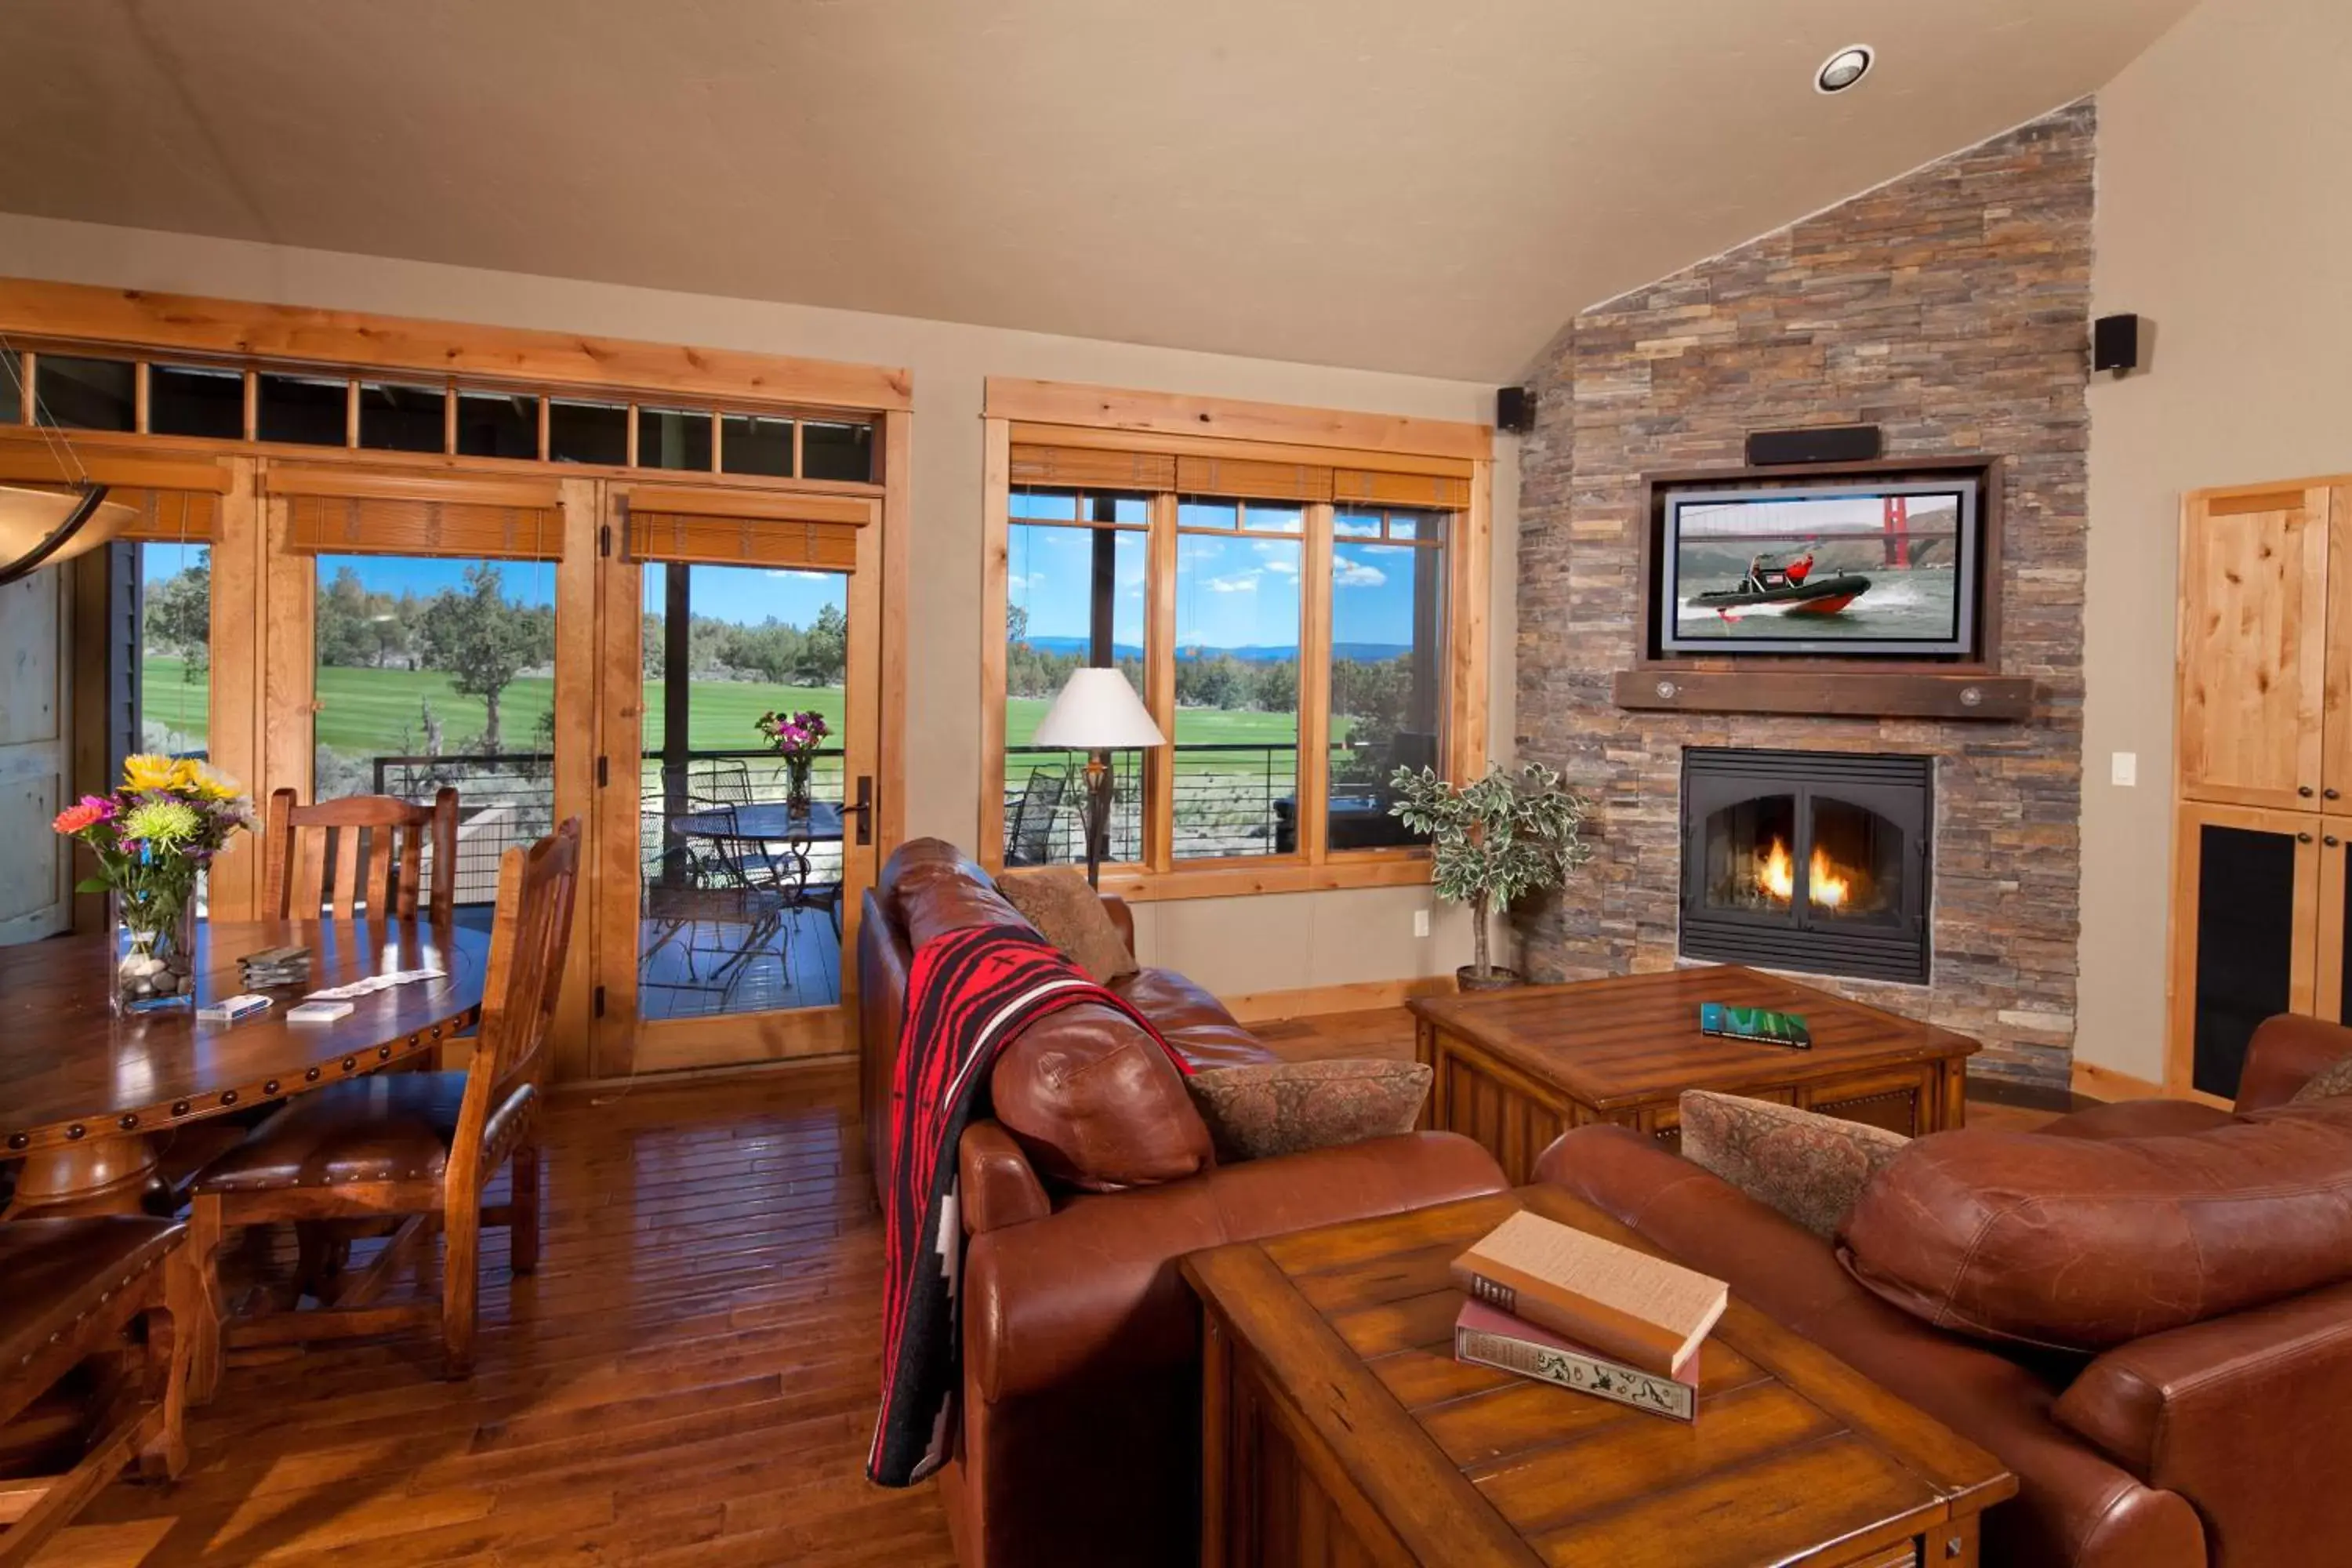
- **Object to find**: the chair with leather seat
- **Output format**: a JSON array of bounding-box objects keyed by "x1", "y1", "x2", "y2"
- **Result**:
[
  {"x1": 0, "y1": 1218, "x2": 193, "y2": 1566},
  {"x1": 262, "y1": 785, "x2": 460, "y2": 923},
  {"x1": 186, "y1": 818, "x2": 581, "y2": 1396}
]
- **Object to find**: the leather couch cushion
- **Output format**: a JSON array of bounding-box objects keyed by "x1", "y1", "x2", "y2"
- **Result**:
[
  {"x1": 1109, "y1": 967, "x2": 1273, "y2": 1070},
  {"x1": 882, "y1": 839, "x2": 1029, "y2": 951},
  {"x1": 991, "y1": 1004, "x2": 1214, "y2": 1192},
  {"x1": 1840, "y1": 1102, "x2": 2352, "y2": 1353}
]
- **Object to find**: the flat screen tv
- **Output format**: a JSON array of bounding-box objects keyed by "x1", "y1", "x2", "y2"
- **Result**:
[{"x1": 1655, "y1": 477, "x2": 1983, "y2": 658}]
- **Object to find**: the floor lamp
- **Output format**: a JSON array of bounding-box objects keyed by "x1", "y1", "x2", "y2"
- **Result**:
[{"x1": 1032, "y1": 669, "x2": 1167, "y2": 887}]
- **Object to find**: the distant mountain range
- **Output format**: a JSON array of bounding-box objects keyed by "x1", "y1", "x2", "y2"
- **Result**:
[{"x1": 1022, "y1": 636, "x2": 1411, "y2": 663}]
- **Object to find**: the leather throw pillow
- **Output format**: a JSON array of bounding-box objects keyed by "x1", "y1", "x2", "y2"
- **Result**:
[
  {"x1": 1185, "y1": 1058, "x2": 1432, "y2": 1163},
  {"x1": 995, "y1": 867, "x2": 1139, "y2": 985},
  {"x1": 1677, "y1": 1091, "x2": 1910, "y2": 1239}
]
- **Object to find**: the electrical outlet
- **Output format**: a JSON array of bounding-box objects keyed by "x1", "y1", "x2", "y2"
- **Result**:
[
  {"x1": 1412, "y1": 909, "x2": 1431, "y2": 938},
  {"x1": 2111, "y1": 751, "x2": 2137, "y2": 787}
]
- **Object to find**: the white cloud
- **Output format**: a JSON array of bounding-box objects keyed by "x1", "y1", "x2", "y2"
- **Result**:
[
  {"x1": 1334, "y1": 558, "x2": 1388, "y2": 588},
  {"x1": 1261, "y1": 556, "x2": 1298, "y2": 575},
  {"x1": 766, "y1": 569, "x2": 834, "y2": 583},
  {"x1": 1206, "y1": 571, "x2": 1261, "y2": 593}
]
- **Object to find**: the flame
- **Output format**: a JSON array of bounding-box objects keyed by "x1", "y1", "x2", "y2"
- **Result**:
[
  {"x1": 1810, "y1": 845, "x2": 1849, "y2": 910},
  {"x1": 1754, "y1": 837, "x2": 1852, "y2": 910}
]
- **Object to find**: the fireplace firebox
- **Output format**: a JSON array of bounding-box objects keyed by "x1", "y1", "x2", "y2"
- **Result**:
[{"x1": 1679, "y1": 749, "x2": 1933, "y2": 984}]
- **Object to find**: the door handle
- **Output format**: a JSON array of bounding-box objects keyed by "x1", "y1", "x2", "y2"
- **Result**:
[
  {"x1": 2328, "y1": 789, "x2": 2342, "y2": 800},
  {"x1": 2300, "y1": 786, "x2": 2317, "y2": 798},
  {"x1": 841, "y1": 775, "x2": 874, "y2": 847},
  {"x1": 2299, "y1": 832, "x2": 2314, "y2": 844},
  {"x1": 2328, "y1": 836, "x2": 2340, "y2": 848}
]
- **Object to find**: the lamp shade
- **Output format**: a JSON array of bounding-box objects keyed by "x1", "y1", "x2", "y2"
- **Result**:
[{"x1": 1032, "y1": 668, "x2": 1167, "y2": 750}]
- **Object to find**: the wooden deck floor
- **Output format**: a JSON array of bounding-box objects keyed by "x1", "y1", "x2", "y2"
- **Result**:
[{"x1": 40, "y1": 1004, "x2": 2060, "y2": 1565}]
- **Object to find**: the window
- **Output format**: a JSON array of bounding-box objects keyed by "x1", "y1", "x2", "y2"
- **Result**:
[
  {"x1": 638, "y1": 408, "x2": 713, "y2": 471},
  {"x1": 1172, "y1": 499, "x2": 1300, "y2": 860},
  {"x1": 1, "y1": 347, "x2": 19, "y2": 424},
  {"x1": 1004, "y1": 491, "x2": 1148, "y2": 866},
  {"x1": 36, "y1": 354, "x2": 136, "y2": 431},
  {"x1": 257, "y1": 372, "x2": 349, "y2": 445},
  {"x1": 721, "y1": 414, "x2": 793, "y2": 477},
  {"x1": 312, "y1": 553, "x2": 559, "y2": 919},
  {"x1": 984, "y1": 393, "x2": 1489, "y2": 893},
  {"x1": 139, "y1": 541, "x2": 212, "y2": 757},
  {"x1": 548, "y1": 399, "x2": 627, "y2": 465},
  {"x1": 1328, "y1": 509, "x2": 1446, "y2": 851},
  {"x1": 456, "y1": 390, "x2": 539, "y2": 459},
  {"x1": 359, "y1": 383, "x2": 446, "y2": 452},
  {"x1": 151, "y1": 365, "x2": 245, "y2": 439}
]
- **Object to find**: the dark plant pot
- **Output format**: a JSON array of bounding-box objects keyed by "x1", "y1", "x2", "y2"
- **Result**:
[{"x1": 1455, "y1": 964, "x2": 1523, "y2": 993}]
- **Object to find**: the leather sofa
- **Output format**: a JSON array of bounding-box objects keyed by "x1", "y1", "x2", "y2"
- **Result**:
[
  {"x1": 858, "y1": 840, "x2": 1506, "y2": 1568},
  {"x1": 1535, "y1": 1014, "x2": 2352, "y2": 1568}
]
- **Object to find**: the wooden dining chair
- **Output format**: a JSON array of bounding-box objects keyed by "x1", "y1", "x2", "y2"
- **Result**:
[
  {"x1": 187, "y1": 818, "x2": 582, "y2": 1392},
  {"x1": 261, "y1": 786, "x2": 460, "y2": 924},
  {"x1": 0, "y1": 1218, "x2": 193, "y2": 1566}
]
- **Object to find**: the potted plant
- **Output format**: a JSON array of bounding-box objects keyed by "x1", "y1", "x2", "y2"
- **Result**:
[
  {"x1": 53, "y1": 754, "x2": 256, "y2": 1014},
  {"x1": 1389, "y1": 761, "x2": 1595, "y2": 992},
  {"x1": 755, "y1": 708, "x2": 831, "y2": 816}
]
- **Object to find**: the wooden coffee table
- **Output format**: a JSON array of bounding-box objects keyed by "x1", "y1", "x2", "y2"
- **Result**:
[
  {"x1": 1184, "y1": 1187, "x2": 2015, "y2": 1568},
  {"x1": 1411, "y1": 967, "x2": 1980, "y2": 1183}
]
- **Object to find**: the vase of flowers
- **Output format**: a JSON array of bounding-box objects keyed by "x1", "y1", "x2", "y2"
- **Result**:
[
  {"x1": 756, "y1": 708, "x2": 831, "y2": 816},
  {"x1": 53, "y1": 754, "x2": 256, "y2": 1015}
]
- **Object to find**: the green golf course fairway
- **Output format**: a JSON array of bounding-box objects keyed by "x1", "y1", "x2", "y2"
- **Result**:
[{"x1": 142, "y1": 656, "x2": 1324, "y2": 769}]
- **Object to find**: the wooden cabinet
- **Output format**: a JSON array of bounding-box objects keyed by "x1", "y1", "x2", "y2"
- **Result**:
[{"x1": 2170, "y1": 477, "x2": 2352, "y2": 1098}]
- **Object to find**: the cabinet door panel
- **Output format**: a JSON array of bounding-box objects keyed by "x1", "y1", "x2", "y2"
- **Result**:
[
  {"x1": 2323, "y1": 485, "x2": 2352, "y2": 805},
  {"x1": 2170, "y1": 804, "x2": 2319, "y2": 1100},
  {"x1": 2177, "y1": 487, "x2": 2328, "y2": 809}
]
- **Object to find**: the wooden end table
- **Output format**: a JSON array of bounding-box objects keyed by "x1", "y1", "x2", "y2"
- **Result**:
[
  {"x1": 1183, "y1": 1188, "x2": 2015, "y2": 1568},
  {"x1": 1411, "y1": 967, "x2": 1980, "y2": 1183}
]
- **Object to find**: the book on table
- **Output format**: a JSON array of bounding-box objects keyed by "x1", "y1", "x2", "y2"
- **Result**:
[
  {"x1": 1450, "y1": 1209, "x2": 1727, "y2": 1381},
  {"x1": 1453, "y1": 1299, "x2": 1696, "y2": 1422}
]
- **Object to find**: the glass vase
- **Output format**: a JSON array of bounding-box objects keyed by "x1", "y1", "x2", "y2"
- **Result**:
[
  {"x1": 785, "y1": 753, "x2": 814, "y2": 816},
  {"x1": 113, "y1": 894, "x2": 198, "y2": 1015}
]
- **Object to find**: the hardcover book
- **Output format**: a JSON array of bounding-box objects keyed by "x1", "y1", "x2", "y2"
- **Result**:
[
  {"x1": 1450, "y1": 1210, "x2": 1728, "y2": 1380},
  {"x1": 1454, "y1": 1299, "x2": 1696, "y2": 1422},
  {"x1": 1698, "y1": 1001, "x2": 1813, "y2": 1048}
]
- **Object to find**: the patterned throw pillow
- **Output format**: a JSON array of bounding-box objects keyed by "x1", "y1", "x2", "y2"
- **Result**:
[
  {"x1": 1677, "y1": 1090, "x2": 1910, "y2": 1240},
  {"x1": 995, "y1": 867, "x2": 1139, "y2": 985},
  {"x1": 2291, "y1": 1051, "x2": 2352, "y2": 1104},
  {"x1": 1185, "y1": 1058, "x2": 1433, "y2": 1162}
]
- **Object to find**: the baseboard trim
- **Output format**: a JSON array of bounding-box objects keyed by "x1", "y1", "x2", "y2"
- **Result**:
[{"x1": 1220, "y1": 975, "x2": 1457, "y2": 1023}]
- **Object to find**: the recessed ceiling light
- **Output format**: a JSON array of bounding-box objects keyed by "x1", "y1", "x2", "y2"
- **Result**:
[{"x1": 1815, "y1": 45, "x2": 1874, "y2": 94}]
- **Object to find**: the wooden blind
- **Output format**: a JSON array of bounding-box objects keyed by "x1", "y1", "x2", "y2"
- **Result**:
[
  {"x1": 1010, "y1": 444, "x2": 1176, "y2": 492},
  {"x1": 285, "y1": 494, "x2": 561, "y2": 559},
  {"x1": 112, "y1": 489, "x2": 221, "y2": 543},
  {"x1": 1331, "y1": 469, "x2": 1471, "y2": 510},
  {"x1": 1174, "y1": 455, "x2": 1334, "y2": 503},
  {"x1": 628, "y1": 511, "x2": 857, "y2": 570}
]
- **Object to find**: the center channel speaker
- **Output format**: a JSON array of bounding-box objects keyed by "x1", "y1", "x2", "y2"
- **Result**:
[{"x1": 1745, "y1": 425, "x2": 1882, "y2": 467}]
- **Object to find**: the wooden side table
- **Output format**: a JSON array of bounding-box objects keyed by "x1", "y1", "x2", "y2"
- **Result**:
[
  {"x1": 1183, "y1": 1187, "x2": 2014, "y2": 1568},
  {"x1": 1411, "y1": 966, "x2": 1980, "y2": 1183}
]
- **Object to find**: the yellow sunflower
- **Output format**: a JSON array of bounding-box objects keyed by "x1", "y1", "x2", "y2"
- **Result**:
[
  {"x1": 186, "y1": 762, "x2": 243, "y2": 800},
  {"x1": 122, "y1": 753, "x2": 180, "y2": 793}
]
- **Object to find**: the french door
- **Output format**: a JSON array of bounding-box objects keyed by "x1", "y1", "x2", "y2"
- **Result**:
[{"x1": 590, "y1": 483, "x2": 884, "y2": 1076}]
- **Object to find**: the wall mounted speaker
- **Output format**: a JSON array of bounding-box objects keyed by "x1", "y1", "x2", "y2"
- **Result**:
[
  {"x1": 1497, "y1": 386, "x2": 1535, "y2": 433},
  {"x1": 2093, "y1": 314, "x2": 2141, "y2": 374},
  {"x1": 1744, "y1": 425, "x2": 1882, "y2": 467}
]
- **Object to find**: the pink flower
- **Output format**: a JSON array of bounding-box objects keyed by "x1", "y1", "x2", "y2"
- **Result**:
[{"x1": 53, "y1": 796, "x2": 117, "y2": 835}]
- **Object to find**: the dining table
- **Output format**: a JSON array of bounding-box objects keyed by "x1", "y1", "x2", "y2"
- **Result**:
[{"x1": 0, "y1": 917, "x2": 489, "y2": 1219}]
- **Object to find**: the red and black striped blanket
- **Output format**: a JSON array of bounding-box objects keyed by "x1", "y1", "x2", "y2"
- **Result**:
[{"x1": 867, "y1": 922, "x2": 1192, "y2": 1486}]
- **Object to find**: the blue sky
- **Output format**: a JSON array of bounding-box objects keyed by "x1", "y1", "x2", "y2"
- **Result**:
[
  {"x1": 1007, "y1": 524, "x2": 1428, "y2": 652},
  {"x1": 304, "y1": 554, "x2": 845, "y2": 628}
]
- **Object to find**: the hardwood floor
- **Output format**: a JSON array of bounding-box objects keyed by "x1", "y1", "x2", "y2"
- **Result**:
[
  {"x1": 36, "y1": 1004, "x2": 2066, "y2": 1566},
  {"x1": 42, "y1": 1061, "x2": 954, "y2": 1568}
]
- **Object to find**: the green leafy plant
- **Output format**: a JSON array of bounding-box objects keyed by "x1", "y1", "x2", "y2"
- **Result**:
[{"x1": 1389, "y1": 762, "x2": 1596, "y2": 982}]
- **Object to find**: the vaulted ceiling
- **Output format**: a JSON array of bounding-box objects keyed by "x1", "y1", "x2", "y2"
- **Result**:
[{"x1": 2, "y1": 0, "x2": 2192, "y2": 381}]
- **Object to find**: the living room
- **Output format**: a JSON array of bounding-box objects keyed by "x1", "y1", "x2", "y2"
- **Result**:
[{"x1": 1, "y1": 0, "x2": 2347, "y2": 1563}]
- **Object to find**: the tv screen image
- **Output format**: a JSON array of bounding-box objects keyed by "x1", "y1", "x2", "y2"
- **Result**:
[{"x1": 1657, "y1": 480, "x2": 1980, "y2": 658}]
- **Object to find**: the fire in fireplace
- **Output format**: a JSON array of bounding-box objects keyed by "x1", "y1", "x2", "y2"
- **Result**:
[{"x1": 1680, "y1": 748, "x2": 1932, "y2": 983}]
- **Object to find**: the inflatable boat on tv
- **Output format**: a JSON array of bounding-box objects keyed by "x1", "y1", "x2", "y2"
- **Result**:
[{"x1": 1690, "y1": 572, "x2": 1871, "y2": 616}]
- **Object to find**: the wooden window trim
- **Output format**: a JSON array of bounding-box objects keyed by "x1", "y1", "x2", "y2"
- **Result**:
[{"x1": 980, "y1": 379, "x2": 1493, "y2": 900}]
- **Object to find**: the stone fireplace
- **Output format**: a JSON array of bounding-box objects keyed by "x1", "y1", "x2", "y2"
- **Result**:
[
  {"x1": 1679, "y1": 748, "x2": 1933, "y2": 985},
  {"x1": 1510, "y1": 103, "x2": 2094, "y2": 1090}
]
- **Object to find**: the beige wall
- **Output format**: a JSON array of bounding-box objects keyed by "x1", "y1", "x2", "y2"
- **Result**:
[
  {"x1": 0, "y1": 212, "x2": 1517, "y2": 993},
  {"x1": 2078, "y1": 0, "x2": 2352, "y2": 1078}
]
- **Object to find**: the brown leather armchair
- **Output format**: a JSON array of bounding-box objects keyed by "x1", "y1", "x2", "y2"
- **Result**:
[
  {"x1": 859, "y1": 840, "x2": 1507, "y2": 1568},
  {"x1": 1534, "y1": 1014, "x2": 2352, "y2": 1568}
]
